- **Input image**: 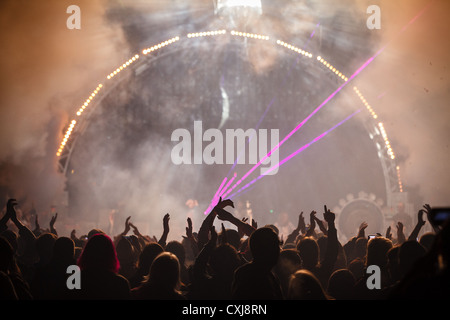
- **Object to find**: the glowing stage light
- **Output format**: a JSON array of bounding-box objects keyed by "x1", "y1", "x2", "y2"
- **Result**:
[
  {"x1": 276, "y1": 40, "x2": 312, "y2": 58},
  {"x1": 378, "y1": 122, "x2": 396, "y2": 160},
  {"x1": 142, "y1": 37, "x2": 180, "y2": 55},
  {"x1": 187, "y1": 30, "x2": 226, "y2": 38},
  {"x1": 396, "y1": 166, "x2": 404, "y2": 192},
  {"x1": 231, "y1": 30, "x2": 269, "y2": 40},
  {"x1": 353, "y1": 86, "x2": 379, "y2": 120}
]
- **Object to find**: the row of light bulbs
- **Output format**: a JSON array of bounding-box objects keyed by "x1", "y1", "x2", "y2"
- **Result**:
[
  {"x1": 76, "y1": 83, "x2": 103, "y2": 117},
  {"x1": 187, "y1": 30, "x2": 226, "y2": 38},
  {"x1": 142, "y1": 37, "x2": 180, "y2": 55},
  {"x1": 316, "y1": 56, "x2": 348, "y2": 82},
  {"x1": 396, "y1": 165, "x2": 404, "y2": 193},
  {"x1": 230, "y1": 30, "x2": 269, "y2": 40},
  {"x1": 378, "y1": 122, "x2": 396, "y2": 160},
  {"x1": 107, "y1": 55, "x2": 140, "y2": 80},
  {"x1": 57, "y1": 29, "x2": 396, "y2": 173},
  {"x1": 56, "y1": 120, "x2": 77, "y2": 157},
  {"x1": 276, "y1": 40, "x2": 313, "y2": 58},
  {"x1": 353, "y1": 86, "x2": 378, "y2": 120}
]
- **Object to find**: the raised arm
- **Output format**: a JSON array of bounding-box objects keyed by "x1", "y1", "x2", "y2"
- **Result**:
[
  {"x1": 396, "y1": 222, "x2": 406, "y2": 245},
  {"x1": 114, "y1": 216, "x2": 131, "y2": 245},
  {"x1": 49, "y1": 213, "x2": 58, "y2": 236},
  {"x1": 285, "y1": 212, "x2": 305, "y2": 244},
  {"x1": 183, "y1": 217, "x2": 199, "y2": 257},
  {"x1": 408, "y1": 209, "x2": 426, "y2": 241},
  {"x1": 320, "y1": 205, "x2": 339, "y2": 273},
  {"x1": 356, "y1": 222, "x2": 368, "y2": 239},
  {"x1": 313, "y1": 213, "x2": 328, "y2": 236},
  {"x1": 215, "y1": 206, "x2": 256, "y2": 237},
  {"x1": 158, "y1": 213, "x2": 170, "y2": 248},
  {"x1": 423, "y1": 204, "x2": 439, "y2": 233},
  {"x1": 197, "y1": 198, "x2": 234, "y2": 250},
  {"x1": 193, "y1": 225, "x2": 217, "y2": 285},
  {"x1": 305, "y1": 211, "x2": 317, "y2": 238}
]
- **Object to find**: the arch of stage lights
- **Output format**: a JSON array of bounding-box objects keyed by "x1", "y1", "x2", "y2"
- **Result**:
[{"x1": 56, "y1": 29, "x2": 404, "y2": 234}]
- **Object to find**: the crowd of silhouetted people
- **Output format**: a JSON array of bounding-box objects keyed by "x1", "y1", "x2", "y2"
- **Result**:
[{"x1": 0, "y1": 197, "x2": 449, "y2": 300}]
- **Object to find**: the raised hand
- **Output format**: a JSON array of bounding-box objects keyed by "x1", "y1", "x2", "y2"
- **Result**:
[
  {"x1": 385, "y1": 226, "x2": 392, "y2": 240},
  {"x1": 417, "y1": 209, "x2": 426, "y2": 226},
  {"x1": 323, "y1": 205, "x2": 335, "y2": 224},
  {"x1": 6, "y1": 198, "x2": 18, "y2": 221},
  {"x1": 305, "y1": 210, "x2": 317, "y2": 237},
  {"x1": 158, "y1": 213, "x2": 170, "y2": 247},
  {"x1": 215, "y1": 197, "x2": 234, "y2": 210},
  {"x1": 185, "y1": 217, "x2": 193, "y2": 239},
  {"x1": 357, "y1": 221, "x2": 368, "y2": 238},
  {"x1": 216, "y1": 207, "x2": 234, "y2": 222},
  {"x1": 251, "y1": 218, "x2": 258, "y2": 229},
  {"x1": 309, "y1": 210, "x2": 317, "y2": 229},
  {"x1": 35, "y1": 214, "x2": 40, "y2": 231},
  {"x1": 396, "y1": 221, "x2": 406, "y2": 244},
  {"x1": 163, "y1": 213, "x2": 170, "y2": 233},
  {"x1": 297, "y1": 212, "x2": 306, "y2": 234},
  {"x1": 50, "y1": 213, "x2": 58, "y2": 235},
  {"x1": 123, "y1": 216, "x2": 132, "y2": 235},
  {"x1": 129, "y1": 222, "x2": 142, "y2": 237}
]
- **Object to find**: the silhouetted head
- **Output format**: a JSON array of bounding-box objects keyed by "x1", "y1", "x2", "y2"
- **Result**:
[
  {"x1": 209, "y1": 243, "x2": 240, "y2": 276},
  {"x1": 0, "y1": 236, "x2": 13, "y2": 272},
  {"x1": 165, "y1": 241, "x2": 186, "y2": 267},
  {"x1": 219, "y1": 229, "x2": 242, "y2": 251},
  {"x1": 296, "y1": 237, "x2": 319, "y2": 269},
  {"x1": 52, "y1": 236, "x2": 75, "y2": 265},
  {"x1": 398, "y1": 240, "x2": 426, "y2": 276},
  {"x1": 355, "y1": 237, "x2": 368, "y2": 259},
  {"x1": 348, "y1": 258, "x2": 365, "y2": 281},
  {"x1": 127, "y1": 235, "x2": 142, "y2": 257},
  {"x1": 35, "y1": 232, "x2": 57, "y2": 265},
  {"x1": 264, "y1": 224, "x2": 279, "y2": 235},
  {"x1": 366, "y1": 237, "x2": 393, "y2": 269},
  {"x1": 145, "y1": 252, "x2": 180, "y2": 290},
  {"x1": 419, "y1": 232, "x2": 436, "y2": 251},
  {"x1": 138, "y1": 242, "x2": 164, "y2": 274},
  {"x1": 288, "y1": 269, "x2": 329, "y2": 300},
  {"x1": 87, "y1": 229, "x2": 105, "y2": 240},
  {"x1": 116, "y1": 236, "x2": 136, "y2": 265},
  {"x1": 77, "y1": 233, "x2": 120, "y2": 273},
  {"x1": 327, "y1": 269, "x2": 356, "y2": 300},
  {"x1": 275, "y1": 249, "x2": 302, "y2": 277},
  {"x1": 249, "y1": 227, "x2": 280, "y2": 268},
  {"x1": 386, "y1": 245, "x2": 401, "y2": 283}
]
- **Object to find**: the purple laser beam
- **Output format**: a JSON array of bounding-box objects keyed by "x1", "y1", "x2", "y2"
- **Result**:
[
  {"x1": 221, "y1": 55, "x2": 374, "y2": 199},
  {"x1": 228, "y1": 109, "x2": 362, "y2": 199}
]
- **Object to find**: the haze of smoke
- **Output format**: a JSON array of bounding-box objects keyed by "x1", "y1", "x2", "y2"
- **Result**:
[{"x1": 0, "y1": 0, "x2": 130, "y2": 220}]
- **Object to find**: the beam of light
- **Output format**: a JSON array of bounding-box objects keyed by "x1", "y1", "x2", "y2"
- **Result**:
[
  {"x1": 221, "y1": 55, "x2": 373, "y2": 200},
  {"x1": 218, "y1": 1, "x2": 433, "y2": 200},
  {"x1": 203, "y1": 176, "x2": 228, "y2": 215},
  {"x1": 219, "y1": 172, "x2": 237, "y2": 198},
  {"x1": 222, "y1": 26, "x2": 317, "y2": 182},
  {"x1": 228, "y1": 110, "x2": 362, "y2": 200}
]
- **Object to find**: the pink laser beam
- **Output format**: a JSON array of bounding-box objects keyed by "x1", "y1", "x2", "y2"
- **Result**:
[{"x1": 228, "y1": 109, "x2": 361, "y2": 199}]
